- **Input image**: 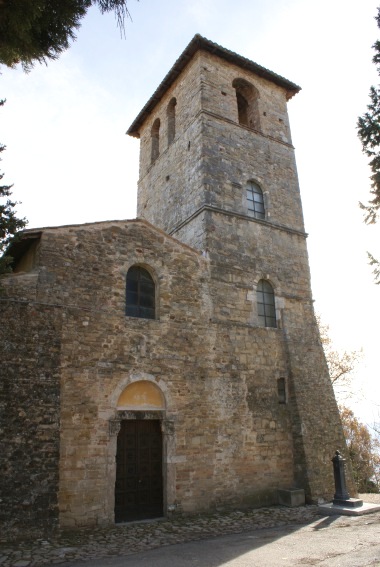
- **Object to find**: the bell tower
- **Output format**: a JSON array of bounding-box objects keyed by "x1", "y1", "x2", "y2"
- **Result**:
[
  {"x1": 127, "y1": 36, "x2": 353, "y2": 501},
  {"x1": 128, "y1": 35, "x2": 303, "y2": 255}
]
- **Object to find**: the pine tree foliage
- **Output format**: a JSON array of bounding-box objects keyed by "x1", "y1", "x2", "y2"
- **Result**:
[
  {"x1": 0, "y1": 0, "x2": 133, "y2": 71},
  {"x1": 368, "y1": 252, "x2": 380, "y2": 285},
  {"x1": 0, "y1": 101, "x2": 27, "y2": 274},
  {"x1": 357, "y1": 8, "x2": 380, "y2": 284},
  {"x1": 358, "y1": 8, "x2": 380, "y2": 225}
]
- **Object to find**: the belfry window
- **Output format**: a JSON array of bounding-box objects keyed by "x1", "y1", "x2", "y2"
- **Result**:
[
  {"x1": 257, "y1": 280, "x2": 276, "y2": 328},
  {"x1": 126, "y1": 266, "x2": 156, "y2": 319},
  {"x1": 167, "y1": 97, "x2": 176, "y2": 145},
  {"x1": 236, "y1": 92, "x2": 249, "y2": 126},
  {"x1": 151, "y1": 118, "x2": 160, "y2": 163},
  {"x1": 232, "y1": 78, "x2": 260, "y2": 130},
  {"x1": 247, "y1": 181, "x2": 265, "y2": 219}
]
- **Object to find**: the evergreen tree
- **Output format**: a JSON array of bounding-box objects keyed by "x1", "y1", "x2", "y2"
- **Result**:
[
  {"x1": 0, "y1": 101, "x2": 27, "y2": 274},
  {"x1": 0, "y1": 0, "x2": 133, "y2": 71},
  {"x1": 357, "y1": 8, "x2": 380, "y2": 283}
]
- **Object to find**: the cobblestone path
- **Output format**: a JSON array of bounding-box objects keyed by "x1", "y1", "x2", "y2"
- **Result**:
[{"x1": 0, "y1": 505, "x2": 319, "y2": 567}]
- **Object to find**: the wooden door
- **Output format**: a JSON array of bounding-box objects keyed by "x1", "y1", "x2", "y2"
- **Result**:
[{"x1": 115, "y1": 420, "x2": 163, "y2": 522}]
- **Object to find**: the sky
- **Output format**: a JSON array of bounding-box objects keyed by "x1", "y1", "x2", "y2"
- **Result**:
[{"x1": 1, "y1": 0, "x2": 380, "y2": 426}]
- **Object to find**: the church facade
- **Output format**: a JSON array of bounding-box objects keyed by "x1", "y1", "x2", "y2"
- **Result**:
[{"x1": 0, "y1": 35, "x2": 350, "y2": 539}]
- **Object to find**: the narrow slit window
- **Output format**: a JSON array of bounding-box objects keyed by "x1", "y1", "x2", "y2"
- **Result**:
[
  {"x1": 167, "y1": 97, "x2": 176, "y2": 145},
  {"x1": 277, "y1": 378, "x2": 286, "y2": 404},
  {"x1": 151, "y1": 118, "x2": 160, "y2": 163},
  {"x1": 126, "y1": 266, "x2": 155, "y2": 319}
]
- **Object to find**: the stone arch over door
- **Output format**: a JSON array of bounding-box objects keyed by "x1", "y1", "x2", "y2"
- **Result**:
[
  {"x1": 116, "y1": 380, "x2": 165, "y2": 411},
  {"x1": 109, "y1": 378, "x2": 175, "y2": 523}
]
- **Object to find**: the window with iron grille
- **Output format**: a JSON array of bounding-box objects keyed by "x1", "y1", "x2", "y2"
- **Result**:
[
  {"x1": 247, "y1": 181, "x2": 265, "y2": 219},
  {"x1": 257, "y1": 279, "x2": 276, "y2": 328},
  {"x1": 126, "y1": 266, "x2": 155, "y2": 319}
]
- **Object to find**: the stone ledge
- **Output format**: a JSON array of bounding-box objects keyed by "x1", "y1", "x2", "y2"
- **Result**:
[
  {"x1": 333, "y1": 497, "x2": 363, "y2": 508},
  {"x1": 318, "y1": 501, "x2": 380, "y2": 516}
]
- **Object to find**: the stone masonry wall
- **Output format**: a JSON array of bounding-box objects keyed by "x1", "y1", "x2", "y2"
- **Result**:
[
  {"x1": 0, "y1": 298, "x2": 62, "y2": 541},
  {"x1": 137, "y1": 53, "x2": 205, "y2": 234},
  {"x1": 0, "y1": 219, "x2": 301, "y2": 530},
  {"x1": 49, "y1": 220, "x2": 296, "y2": 525}
]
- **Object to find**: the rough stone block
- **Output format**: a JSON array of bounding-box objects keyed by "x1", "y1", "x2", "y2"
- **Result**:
[{"x1": 278, "y1": 489, "x2": 305, "y2": 507}]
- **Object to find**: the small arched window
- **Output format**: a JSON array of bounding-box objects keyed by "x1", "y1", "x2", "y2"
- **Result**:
[
  {"x1": 167, "y1": 97, "x2": 177, "y2": 145},
  {"x1": 151, "y1": 118, "x2": 160, "y2": 163},
  {"x1": 257, "y1": 280, "x2": 276, "y2": 328},
  {"x1": 247, "y1": 181, "x2": 265, "y2": 219},
  {"x1": 232, "y1": 78, "x2": 260, "y2": 130},
  {"x1": 126, "y1": 266, "x2": 155, "y2": 319}
]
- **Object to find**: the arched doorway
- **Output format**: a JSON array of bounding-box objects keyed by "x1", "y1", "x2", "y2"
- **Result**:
[{"x1": 114, "y1": 381, "x2": 165, "y2": 522}]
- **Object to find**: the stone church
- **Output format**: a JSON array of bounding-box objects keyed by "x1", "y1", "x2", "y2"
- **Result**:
[{"x1": 0, "y1": 35, "x2": 351, "y2": 539}]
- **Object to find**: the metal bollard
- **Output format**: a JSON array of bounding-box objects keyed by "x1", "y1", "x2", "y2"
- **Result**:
[{"x1": 332, "y1": 450, "x2": 350, "y2": 503}]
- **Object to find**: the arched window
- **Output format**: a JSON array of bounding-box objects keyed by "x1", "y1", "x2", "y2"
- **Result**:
[
  {"x1": 257, "y1": 280, "x2": 276, "y2": 328},
  {"x1": 232, "y1": 78, "x2": 260, "y2": 130},
  {"x1": 167, "y1": 97, "x2": 176, "y2": 145},
  {"x1": 151, "y1": 118, "x2": 160, "y2": 163},
  {"x1": 126, "y1": 266, "x2": 155, "y2": 319},
  {"x1": 247, "y1": 181, "x2": 265, "y2": 219}
]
